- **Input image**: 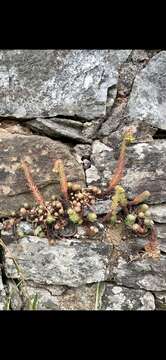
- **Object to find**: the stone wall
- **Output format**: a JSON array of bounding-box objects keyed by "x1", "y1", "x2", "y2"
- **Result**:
[{"x1": 0, "y1": 49, "x2": 166, "y2": 310}]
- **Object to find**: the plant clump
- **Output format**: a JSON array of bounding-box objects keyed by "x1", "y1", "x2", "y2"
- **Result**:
[{"x1": 0, "y1": 128, "x2": 160, "y2": 259}]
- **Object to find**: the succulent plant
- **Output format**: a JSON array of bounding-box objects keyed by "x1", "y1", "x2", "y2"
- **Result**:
[
  {"x1": 138, "y1": 212, "x2": 145, "y2": 219},
  {"x1": 87, "y1": 212, "x2": 97, "y2": 222},
  {"x1": 8, "y1": 134, "x2": 157, "y2": 258},
  {"x1": 144, "y1": 210, "x2": 151, "y2": 218},
  {"x1": 125, "y1": 214, "x2": 137, "y2": 227},
  {"x1": 67, "y1": 208, "x2": 83, "y2": 225},
  {"x1": 46, "y1": 214, "x2": 55, "y2": 224},
  {"x1": 140, "y1": 204, "x2": 149, "y2": 212}
]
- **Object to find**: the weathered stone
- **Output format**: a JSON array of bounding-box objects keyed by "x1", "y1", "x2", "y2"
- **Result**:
[
  {"x1": 0, "y1": 119, "x2": 32, "y2": 135},
  {"x1": 156, "y1": 224, "x2": 166, "y2": 240},
  {"x1": 118, "y1": 62, "x2": 144, "y2": 98},
  {"x1": 25, "y1": 118, "x2": 99, "y2": 143},
  {"x1": 86, "y1": 140, "x2": 115, "y2": 186},
  {"x1": 99, "y1": 99, "x2": 127, "y2": 137},
  {"x1": 154, "y1": 291, "x2": 166, "y2": 310},
  {"x1": 86, "y1": 165, "x2": 101, "y2": 185},
  {"x1": 16, "y1": 221, "x2": 34, "y2": 236},
  {"x1": 0, "y1": 132, "x2": 85, "y2": 216},
  {"x1": 25, "y1": 118, "x2": 101, "y2": 144},
  {"x1": 82, "y1": 120, "x2": 101, "y2": 141},
  {"x1": 25, "y1": 118, "x2": 85, "y2": 142},
  {"x1": 128, "y1": 51, "x2": 166, "y2": 130},
  {"x1": 99, "y1": 54, "x2": 150, "y2": 138},
  {"x1": 146, "y1": 50, "x2": 161, "y2": 58},
  {"x1": 131, "y1": 50, "x2": 149, "y2": 63},
  {"x1": 122, "y1": 141, "x2": 166, "y2": 203},
  {"x1": 4, "y1": 237, "x2": 112, "y2": 287},
  {"x1": 149, "y1": 205, "x2": 166, "y2": 223},
  {"x1": 74, "y1": 144, "x2": 92, "y2": 159},
  {"x1": 101, "y1": 284, "x2": 155, "y2": 310},
  {"x1": 23, "y1": 283, "x2": 97, "y2": 310},
  {"x1": 89, "y1": 139, "x2": 166, "y2": 204},
  {"x1": 102, "y1": 121, "x2": 155, "y2": 150},
  {"x1": 112, "y1": 256, "x2": 166, "y2": 292},
  {"x1": 92, "y1": 199, "x2": 111, "y2": 216},
  {"x1": 0, "y1": 50, "x2": 131, "y2": 120}
]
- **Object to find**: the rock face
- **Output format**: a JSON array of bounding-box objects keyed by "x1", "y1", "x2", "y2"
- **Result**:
[
  {"x1": 149, "y1": 204, "x2": 166, "y2": 223},
  {"x1": 101, "y1": 284, "x2": 155, "y2": 310},
  {"x1": 4, "y1": 237, "x2": 112, "y2": 287},
  {"x1": 87, "y1": 140, "x2": 166, "y2": 203},
  {"x1": 0, "y1": 132, "x2": 85, "y2": 216},
  {"x1": 154, "y1": 292, "x2": 166, "y2": 310},
  {"x1": 25, "y1": 117, "x2": 101, "y2": 143},
  {"x1": 112, "y1": 256, "x2": 166, "y2": 292},
  {"x1": 24, "y1": 283, "x2": 97, "y2": 310},
  {"x1": 0, "y1": 50, "x2": 131, "y2": 120},
  {"x1": 128, "y1": 51, "x2": 166, "y2": 130},
  {"x1": 0, "y1": 50, "x2": 166, "y2": 311},
  {"x1": 122, "y1": 141, "x2": 166, "y2": 203}
]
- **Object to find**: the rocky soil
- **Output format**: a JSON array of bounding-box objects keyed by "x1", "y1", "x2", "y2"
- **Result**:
[{"x1": 0, "y1": 49, "x2": 166, "y2": 310}]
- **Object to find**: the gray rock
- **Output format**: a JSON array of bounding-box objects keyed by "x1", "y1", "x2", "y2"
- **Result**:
[
  {"x1": 4, "y1": 237, "x2": 112, "y2": 287},
  {"x1": 122, "y1": 141, "x2": 166, "y2": 203},
  {"x1": 100, "y1": 53, "x2": 150, "y2": 137},
  {"x1": 99, "y1": 99, "x2": 127, "y2": 137},
  {"x1": 25, "y1": 118, "x2": 100, "y2": 143},
  {"x1": 156, "y1": 224, "x2": 166, "y2": 239},
  {"x1": 82, "y1": 120, "x2": 101, "y2": 141},
  {"x1": 118, "y1": 62, "x2": 145, "y2": 98},
  {"x1": 86, "y1": 165, "x2": 101, "y2": 185},
  {"x1": 101, "y1": 284, "x2": 155, "y2": 310},
  {"x1": 0, "y1": 132, "x2": 85, "y2": 216},
  {"x1": 74, "y1": 144, "x2": 92, "y2": 159},
  {"x1": 16, "y1": 221, "x2": 34, "y2": 236},
  {"x1": 0, "y1": 50, "x2": 131, "y2": 120},
  {"x1": 154, "y1": 291, "x2": 166, "y2": 310},
  {"x1": 92, "y1": 199, "x2": 111, "y2": 215},
  {"x1": 149, "y1": 205, "x2": 166, "y2": 223},
  {"x1": 91, "y1": 140, "x2": 115, "y2": 171},
  {"x1": 23, "y1": 283, "x2": 97, "y2": 310},
  {"x1": 86, "y1": 140, "x2": 115, "y2": 186},
  {"x1": 128, "y1": 51, "x2": 166, "y2": 130},
  {"x1": 89, "y1": 139, "x2": 166, "y2": 204},
  {"x1": 112, "y1": 256, "x2": 166, "y2": 292},
  {"x1": 102, "y1": 121, "x2": 155, "y2": 150},
  {"x1": 131, "y1": 50, "x2": 149, "y2": 63},
  {"x1": 25, "y1": 118, "x2": 86, "y2": 142}
]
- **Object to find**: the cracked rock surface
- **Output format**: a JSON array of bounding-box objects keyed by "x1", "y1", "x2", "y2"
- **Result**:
[
  {"x1": 112, "y1": 256, "x2": 166, "y2": 292},
  {"x1": 101, "y1": 284, "x2": 155, "y2": 310},
  {"x1": 127, "y1": 51, "x2": 166, "y2": 130},
  {"x1": 4, "y1": 237, "x2": 112, "y2": 287},
  {"x1": 0, "y1": 49, "x2": 131, "y2": 120},
  {"x1": 0, "y1": 49, "x2": 166, "y2": 310},
  {"x1": 0, "y1": 131, "x2": 85, "y2": 216},
  {"x1": 87, "y1": 140, "x2": 166, "y2": 203}
]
